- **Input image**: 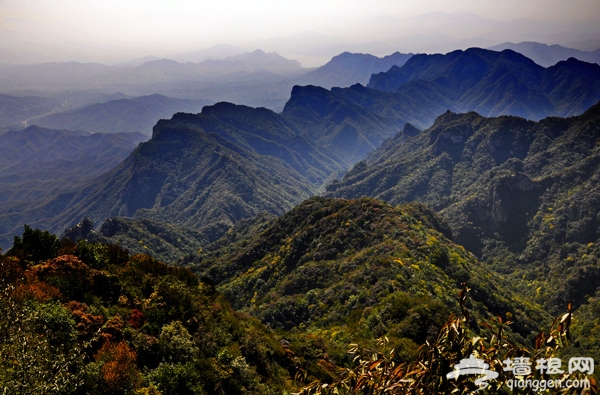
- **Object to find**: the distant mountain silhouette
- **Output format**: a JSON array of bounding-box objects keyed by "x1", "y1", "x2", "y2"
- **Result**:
[
  {"x1": 0, "y1": 61, "x2": 111, "y2": 89},
  {"x1": 0, "y1": 94, "x2": 60, "y2": 131},
  {"x1": 0, "y1": 51, "x2": 310, "y2": 111},
  {"x1": 297, "y1": 51, "x2": 413, "y2": 88},
  {"x1": 329, "y1": 48, "x2": 600, "y2": 125},
  {"x1": 488, "y1": 41, "x2": 600, "y2": 67},
  {"x1": 33, "y1": 94, "x2": 209, "y2": 136},
  {"x1": 0, "y1": 126, "x2": 143, "y2": 202},
  {"x1": 169, "y1": 43, "x2": 246, "y2": 63}
]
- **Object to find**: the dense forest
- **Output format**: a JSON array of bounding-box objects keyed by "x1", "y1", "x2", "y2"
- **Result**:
[{"x1": 1, "y1": 202, "x2": 596, "y2": 394}]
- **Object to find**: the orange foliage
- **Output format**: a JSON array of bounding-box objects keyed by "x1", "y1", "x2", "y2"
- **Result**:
[
  {"x1": 64, "y1": 301, "x2": 105, "y2": 337},
  {"x1": 0, "y1": 255, "x2": 25, "y2": 284},
  {"x1": 31, "y1": 255, "x2": 96, "y2": 299},
  {"x1": 99, "y1": 315, "x2": 125, "y2": 344},
  {"x1": 11, "y1": 279, "x2": 61, "y2": 302},
  {"x1": 128, "y1": 309, "x2": 144, "y2": 329},
  {"x1": 32, "y1": 255, "x2": 92, "y2": 279},
  {"x1": 96, "y1": 341, "x2": 141, "y2": 394}
]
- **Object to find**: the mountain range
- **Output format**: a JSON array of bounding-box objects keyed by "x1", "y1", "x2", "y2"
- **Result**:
[
  {"x1": 281, "y1": 85, "x2": 403, "y2": 163},
  {"x1": 32, "y1": 94, "x2": 208, "y2": 136},
  {"x1": 276, "y1": 48, "x2": 600, "y2": 142},
  {"x1": 0, "y1": 126, "x2": 143, "y2": 202},
  {"x1": 0, "y1": 102, "x2": 348, "y2": 248},
  {"x1": 3, "y1": 47, "x2": 600, "y2": 251},
  {"x1": 193, "y1": 196, "x2": 548, "y2": 343},
  {"x1": 326, "y1": 100, "x2": 600, "y2": 313},
  {"x1": 0, "y1": 50, "x2": 414, "y2": 115},
  {"x1": 489, "y1": 41, "x2": 600, "y2": 67},
  {"x1": 0, "y1": 94, "x2": 60, "y2": 132},
  {"x1": 0, "y1": 50, "x2": 307, "y2": 91},
  {"x1": 366, "y1": 48, "x2": 600, "y2": 121},
  {"x1": 296, "y1": 51, "x2": 413, "y2": 88},
  {"x1": 2, "y1": 40, "x2": 600, "y2": 394}
]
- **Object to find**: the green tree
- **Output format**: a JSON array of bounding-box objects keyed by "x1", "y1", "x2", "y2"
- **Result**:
[
  {"x1": 0, "y1": 286, "x2": 84, "y2": 395},
  {"x1": 7, "y1": 225, "x2": 61, "y2": 264}
]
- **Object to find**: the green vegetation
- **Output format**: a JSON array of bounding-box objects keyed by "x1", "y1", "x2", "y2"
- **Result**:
[
  {"x1": 327, "y1": 101, "x2": 600, "y2": 315},
  {"x1": 0, "y1": 102, "x2": 347, "y2": 251},
  {"x1": 193, "y1": 197, "x2": 550, "y2": 370},
  {"x1": 296, "y1": 288, "x2": 592, "y2": 395},
  {"x1": 2, "y1": 192, "x2": 598, "y2": 393},
  {"x1": 63, "y1": 217, "x2": 211, "y2": 264},
  {"x1": 1, "y1": 226, "x2": 300, "y2": 394}
]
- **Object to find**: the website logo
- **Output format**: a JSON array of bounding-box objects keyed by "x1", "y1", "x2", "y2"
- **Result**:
[
  {"x1": 446, "y1": 355, "x2": 499, "y2": 389},
  {"x1": 446, "y1": 355, "x2": 594, "y2": 392}
]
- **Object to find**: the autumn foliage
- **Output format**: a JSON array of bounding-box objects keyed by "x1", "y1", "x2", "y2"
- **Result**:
[{"x1": 95, "y1": 341, "x2": 141, "y2": 394}]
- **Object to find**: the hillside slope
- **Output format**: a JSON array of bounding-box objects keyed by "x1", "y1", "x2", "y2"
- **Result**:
[
  {"x1": 33, "y1": 94, "x2": 208, "y2": 136},
  {"x1": 0, "y1": 126, "x2": 144, "y2": 202},
  {"x1": 326, "y1": 101, "x2": 600, "y2": 312},
  {"x1": 194, "y1": 197, "x2": 548, "y2": 347},
  {"x1": 0, "y1": 103, "x2": 344, "y2": 249},
  {"x1": 282, "y1": 85, "x2": 404, "y2": 163}
]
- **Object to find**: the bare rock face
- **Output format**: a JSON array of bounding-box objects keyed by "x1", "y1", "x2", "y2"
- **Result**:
[
  {"x1": 63, "y1": 217, "x2": 96, "y2": 241},
  {"x1": 430, "y1": 123, "x2": 473, "y2": 158},
  {"x1": 489, "y1": 172, "x2": 536, "y2": 223}
]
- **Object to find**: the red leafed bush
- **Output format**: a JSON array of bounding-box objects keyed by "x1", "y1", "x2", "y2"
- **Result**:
[
  {"x1": 64, "y1": 301, "x2": 104, "y2": 338},
  {"x1": 128, "y1": 308, "x2": 144, "y2": 329}
]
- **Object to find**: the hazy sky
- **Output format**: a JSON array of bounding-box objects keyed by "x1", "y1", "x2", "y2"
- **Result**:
[{"x1": 1, "y1": 0, "x2": 600, "y2": 65}]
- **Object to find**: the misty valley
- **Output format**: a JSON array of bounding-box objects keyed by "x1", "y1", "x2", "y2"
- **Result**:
[{"x1": 1, "y1": 42, "x2": 600, "y2": 395}]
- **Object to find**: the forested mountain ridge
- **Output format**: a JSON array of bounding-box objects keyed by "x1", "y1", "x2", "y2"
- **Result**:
[
  {"x1": 3, "y1": 215, "x2": 590, "y2": 394},
  {"x1": 366, "y1": 48, "x2": 600, "y2": 121},
  {"x1": 2, "y1": 49, "x2": 600, "y2": 393},
  {"x1": 0, "y1": 230, "x2": 302, "y2": 394},
  {"x1": 194, "y1": 197, "x2": 548, "y2": 344},
  {"x1": 326, "y1": 100, "x2": 600, "y2": 314},
  {"x1": 0, "y1": 102, "x2": 347, "y2": 249},
  {"x1": 282, "y1": 85, "x2": 404, "y2": 163}
]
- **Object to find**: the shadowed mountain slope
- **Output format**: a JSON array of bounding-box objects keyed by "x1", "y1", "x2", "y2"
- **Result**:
[
  {"x1": 283, "y1": 49, "x2": 600, "y2": 139},
  {"x1": 366, "y1": 48, "x2": 600, "y2": 121},
  {"x1": 0, "y1": 126, "x2": 144, "y2": 202},
  {"x1": 0, "y1": 94, "x2": 60, "y2": 132},
  {"x1": 281, "y1": 85, "x2": 404, "y2": 163},
  {"x1": 0, "y1": 103, "x2": 344, "y2": 249}
]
